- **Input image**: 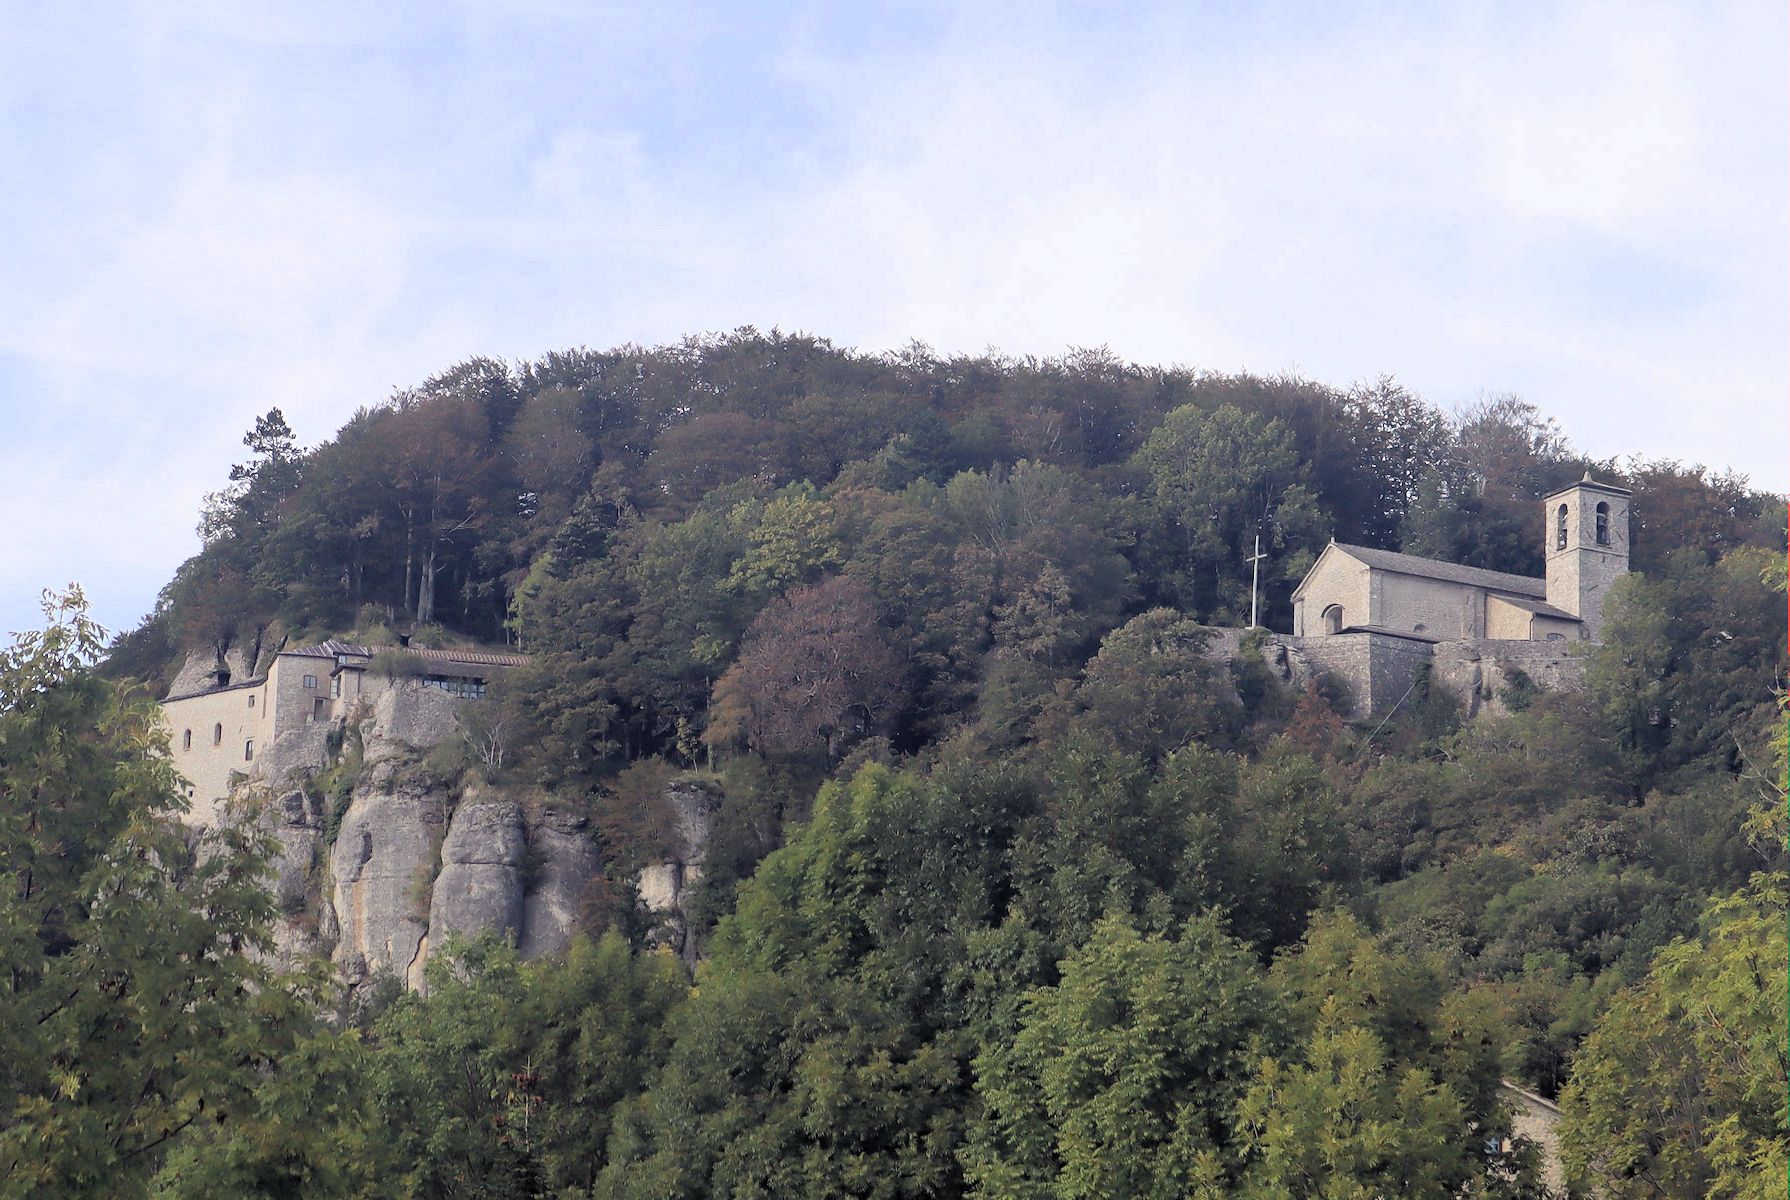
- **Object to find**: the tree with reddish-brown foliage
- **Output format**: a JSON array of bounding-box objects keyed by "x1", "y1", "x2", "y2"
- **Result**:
[
  {"x1": 1282, "y1": 678, "x2": 1350, "y2": 761},
  {"x1": 706, "y1": 577, "x2": 903, "y2": 760}
]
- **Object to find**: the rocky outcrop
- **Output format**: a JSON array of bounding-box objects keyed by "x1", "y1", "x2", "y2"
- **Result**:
[
  {"x1": 224, "y1": 688, "x2": 717, "y2": 990},
  {"x1": 428, "y1": 792, "x2": 527, "y2": 950},
  {"x1": 262, "y1": 787, "x2": 333, "y2": 963},
  {"x1": 260, "y1": 719, "x2": 334, "y2": 793},
  {"x1": 521, "y1": 807, "x2": 601, "y2": 958},
  {"x1": 637, "y1": 779, "x2": 719, "y2": 959},
  {"x1": 329, "y1": 759, "x2": 448, "y2": 991},
  {"x1": 369, "y1": 684, "x2": 465, "y2": 754}
]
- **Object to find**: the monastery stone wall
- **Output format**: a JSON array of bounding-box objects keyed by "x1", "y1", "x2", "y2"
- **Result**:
[
  {"x1": 162, "y1": 680, "x2": 273, "y2": 826},
  {"x1": 1430, "y1": 639, "x2": 1586, "y2": 720},
  {"x1": 1218, "y1": 629, "x2": 1587, "y2": 723}
]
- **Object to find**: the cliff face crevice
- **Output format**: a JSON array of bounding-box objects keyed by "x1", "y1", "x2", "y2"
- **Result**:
[
  {"x1": 427, "y1": 795, "x2": 527, "y2": 962},
  {"x1": 636, "y1": 779, "x2": 718, "y2": 962},
  {"x1": 244, "y1": 690, "x2": 715, "y2": 992},
  {"x1": 327, "y1": 767, "x2": 440, "y2": 988}
]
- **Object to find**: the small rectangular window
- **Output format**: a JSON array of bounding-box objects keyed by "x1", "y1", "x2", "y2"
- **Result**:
[
  {"x1": 303, "y1": 674, "x2": 317, "y2": 689},
  {"x1": 244, "y1": 740, "x2": 254, "y2": 761},
  {"x1": 331, "y1": 675, "x2": 341, "y2": 698},
  {"x1": 248, "y1": 694, "x2": 255, "y2": 708}
]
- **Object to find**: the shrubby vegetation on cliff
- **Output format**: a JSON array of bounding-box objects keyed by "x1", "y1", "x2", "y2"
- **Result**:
[{"x1": 18, "y1": 331, "x2": 1783, "y2": 1198}]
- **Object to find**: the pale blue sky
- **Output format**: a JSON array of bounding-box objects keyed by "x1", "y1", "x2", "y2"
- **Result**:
[{"x1": 1, "y1": 1, "x2": 1784, "y2": 638}]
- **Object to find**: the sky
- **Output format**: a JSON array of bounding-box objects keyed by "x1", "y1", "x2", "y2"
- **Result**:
[{"x1": 1, "y1": 0, "x2": 1785, "y2": 639}]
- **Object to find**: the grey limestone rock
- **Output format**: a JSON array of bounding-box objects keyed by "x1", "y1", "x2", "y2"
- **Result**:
[
  {"x1": 329, "y1": 766, "x2": 447, "y2": 991},
  {"x1": 264, "y1": 790, "x2": 322, "y2": 923},
  {"x1": 428, "y1": 794, "x2": 527, "y2": 951},
  {"x1": 662, "y1": 779, "x2": 718, "y2": 865},
  {"x1": 165, "y1": 645, "x2": 257, "y2": 699},
  {"x1": 366, "y1": 684, "x2": 466, "y2": 757},
  {"x1": 637, "y1": 779, "x2": 721, "y2": 960},
  {"x1": 520, "y1": 807, "x2": 601, "y2": 958},
  {"x1": 260, "y1": 719, "x2": 334, "y2": 790}
]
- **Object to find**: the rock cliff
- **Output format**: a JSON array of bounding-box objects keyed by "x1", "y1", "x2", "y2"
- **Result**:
[
  {"x1": 636, "y1": 779, "x2": 719, "y2": 961},
  {"x1": 230, "y1": 684, "x2": 713, "y2": 993}
]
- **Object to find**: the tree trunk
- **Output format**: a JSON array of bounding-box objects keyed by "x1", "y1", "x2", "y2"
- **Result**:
[
  {"x1": 418, "y1": 546, "x2": 437, "y2": 625},
  {"x1": 403, "y1": 505, "x2": 415, "y2": 617}
]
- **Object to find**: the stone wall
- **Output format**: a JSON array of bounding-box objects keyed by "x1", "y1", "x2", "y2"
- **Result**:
[
  {"x1": 1500, "y1": 1081, "x2": 1564, "y2": 1194},
  {"x1": 1291, "y1": 550, "x2": 1370, "y2": 636},
  {"x1": 1430, "y1": 639, "x2": 1585, "y2": 720},
  {"x1": 1375, "y1": 571, "x2": 1484, "y2": 639},
  {"x1": 1367, "y1": 634, "x2": 1440, "y2": 713},
  {"x1": 1276, "y1": 631, "x2": 1434, "y2": 720},
  {"x1": 161, "y1": 680, "x2": 273, "y2": 825},
  {"x1": 1235, "y1": 630, "x2": 1586, "y2": 723}
]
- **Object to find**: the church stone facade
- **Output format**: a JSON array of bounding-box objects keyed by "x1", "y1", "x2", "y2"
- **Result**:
[{"x1": 1277, "y1": 476, "x2": 1630, "y2": 718}]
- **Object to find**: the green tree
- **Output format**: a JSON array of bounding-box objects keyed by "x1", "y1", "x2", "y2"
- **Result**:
[
  {"x1": 936, "y1": 461, "x2": 1134, "y2": 664},
  {"x1": 0, "y1": 590, "x2": 295, "y2": 1199},
  {"x1": 1585, "y1": 546, "x2": 1785, "y2": 785},
  {"x1": 1131, "y1": 403, "x2": 1326, "y2": 623},
  {"x1": 1231, "y1": 1010, "x2": 1473, "y2": 1199},
  {"x1": 722, "y1": 483, "x2": 844, "y2": 598},
  {"x1": 1559, "y1": 877, "x2": 1789, "y2": 1199},
  {"x1": 1052, "y1": 609, "x2": 1244, "y2": 759},
  {"x1": 1228, "y1": 746, "x2": 1354, "y2": 952},
  {"x1": 367, "y1": 934, "x2": 688, "y2": 1198},
  {"x1": 962, "y1": 911, "x2": 1270, "y2": 1200},
  {"x1": 602, "y1": 762, "x2": 1038, "y2": 1199}
]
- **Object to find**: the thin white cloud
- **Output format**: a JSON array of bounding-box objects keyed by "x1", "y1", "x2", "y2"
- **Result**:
[{"x1": 0, "y1": 0, "x2": 1782, "y2": 637}]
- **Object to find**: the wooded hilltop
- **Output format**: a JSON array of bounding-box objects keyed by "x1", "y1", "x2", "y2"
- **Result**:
[{"x1": 5, "y1": 329, "x2": 1786, "y2": 1198}]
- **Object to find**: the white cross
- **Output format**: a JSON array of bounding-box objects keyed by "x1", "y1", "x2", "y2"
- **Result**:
[{"x1": 1246, "y1": 534, "x2": 1268, "y2": 629}]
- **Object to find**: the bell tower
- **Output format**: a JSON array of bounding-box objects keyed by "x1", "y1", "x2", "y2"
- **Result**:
[{"x1": 1543, "y1": 474, "x2": 1630, "y2": 640}]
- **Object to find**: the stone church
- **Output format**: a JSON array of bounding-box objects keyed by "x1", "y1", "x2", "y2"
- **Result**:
[
  {"x1": 1293, "y1": 476, "x2": 1630, "y2": 643},
  {"x1": 1271, "y1": 475, "x2": 1630, "y2": 716}
]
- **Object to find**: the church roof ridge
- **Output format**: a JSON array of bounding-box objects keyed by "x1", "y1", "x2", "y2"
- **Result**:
[{"x1": 1328, "y1": 542, "x2": 1549, "y2": 598}]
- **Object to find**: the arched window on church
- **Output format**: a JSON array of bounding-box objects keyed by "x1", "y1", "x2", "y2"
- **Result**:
[
  {"x1": 213, "y1": 723, "x2": 222, "y2": 746},
  {"x1": 1556, "y1": 504, "x2": 1568, "y2": 550},
  {"x1": 1595, "y1": 501, "x2": 1610, "y2": 545},
  {"x1": 1321, "y1": 604, "x2": 1344, "y2": 635},
  {"x1": 182, "y1": 729, "x2": 191, "y2": 751}
]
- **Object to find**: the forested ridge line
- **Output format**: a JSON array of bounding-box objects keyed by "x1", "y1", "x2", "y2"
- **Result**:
[{"x1": 1, "y1": 328, "x2": 1779, "y2": 1198}]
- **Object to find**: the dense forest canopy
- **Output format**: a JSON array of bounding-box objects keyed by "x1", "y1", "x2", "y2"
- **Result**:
[
  {"x1": 6, "y1": 329, "x2": 1780, "y2": 1198},
  {"x1": 109, "y1": 331, "x2": 1783, "y2": 759}
]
